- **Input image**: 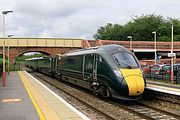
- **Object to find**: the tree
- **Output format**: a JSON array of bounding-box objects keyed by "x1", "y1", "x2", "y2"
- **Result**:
[
  {"x1": 125, "y1": 14, "x2": 164, "y2": 41},
  {"x1": 94, "y1": 14, "x2": 180, "y2": 41},
  {"x1": 94, "y1": 23, "x2": 124, "y2": 40}
]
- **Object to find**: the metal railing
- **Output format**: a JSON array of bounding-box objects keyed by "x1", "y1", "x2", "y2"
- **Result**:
[
  {"x1": 99, "y1": 40, "x2": 180, "y2": 51},
  {"x1": 144, "y1": 65, "x2": 180, "y2": 84}
]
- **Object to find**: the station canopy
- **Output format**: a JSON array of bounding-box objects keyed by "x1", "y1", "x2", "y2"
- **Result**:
[{"x1": 133, "y1": 49, "x2": 156, "y2": 52}]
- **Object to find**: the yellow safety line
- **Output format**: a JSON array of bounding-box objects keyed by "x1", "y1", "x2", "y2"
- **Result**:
[{"x1": 18, "y1": 71, "x2": 46, "y2": 120}]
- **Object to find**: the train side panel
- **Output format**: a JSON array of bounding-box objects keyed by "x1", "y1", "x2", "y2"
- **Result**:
[
  {"x1": 58, "y1": 55, "x2": 91, "y2": 89},
  {"x1": 38, "y1": 58, "x2": 51, "y2": 75},
  {"x1": 31, "y1": 60, "x2": 38, "y2": 71}
]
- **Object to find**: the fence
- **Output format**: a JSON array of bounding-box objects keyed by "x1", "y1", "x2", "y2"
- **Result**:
[{"x1": 144, "y1": 65, "x2": 180, "y2": 84}]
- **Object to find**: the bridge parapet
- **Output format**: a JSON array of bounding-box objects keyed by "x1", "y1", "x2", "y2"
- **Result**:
[
  {"x1": 0, "y1": 38, "x2": 83, "y2": 48},
  {"x1": 86, "y1": 40, "x2": 180, "y2": 51}
]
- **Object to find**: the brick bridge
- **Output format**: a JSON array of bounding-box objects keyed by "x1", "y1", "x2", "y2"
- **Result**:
[
  {"x1": 0, "y1": 38, "x2": 83, "y2": 65},
  {"x1": 1, "y1": 38, "x2": 180, "y2": 66}
]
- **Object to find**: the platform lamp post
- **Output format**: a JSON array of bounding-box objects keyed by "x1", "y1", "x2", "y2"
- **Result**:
[
  {"x1": 171, "y1": 23, "x2": 174, "y2": 83},
  {"x1": 127, "y1": 36, "x2": 132, "y2": 51},
  {"x1": 152, "y1": 31, "x2": 157, "y2": 64},
  {"x1": 2, "y1": 10, "x2": 13, "y2": 87},
  {"x1": 7, "y1": 35, "x2": 13, "y2": 75}
]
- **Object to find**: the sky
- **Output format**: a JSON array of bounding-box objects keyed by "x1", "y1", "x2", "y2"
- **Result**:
[{"x1": 0, "y1": 0, "x2": 180, "y2": 39}]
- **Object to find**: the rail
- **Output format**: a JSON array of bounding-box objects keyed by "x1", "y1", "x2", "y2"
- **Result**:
[
  {"x1": 31, "y1": 71, "x2": 180, "y2": 120},
  {"x1": 30, "y1": 71, "x2": 116, "y2": 120}
]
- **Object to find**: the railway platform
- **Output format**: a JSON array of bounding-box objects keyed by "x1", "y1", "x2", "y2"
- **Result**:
[
  {"x1": 0, "y1": 71, "x2": 89, "y2": 120},
  {"x1": 146, "y1": 80, "x2": 180, "y2": 96}
]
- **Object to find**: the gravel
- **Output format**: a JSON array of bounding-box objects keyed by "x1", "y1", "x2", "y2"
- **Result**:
[{"x1": 31, "y1": 72, "x2": 144, "y2": 120}]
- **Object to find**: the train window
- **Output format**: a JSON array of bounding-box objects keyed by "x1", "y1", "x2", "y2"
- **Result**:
[
  {"x1": 38, "y1": 59, "x2": 50, "y2": 68},
  {"x1": 113, "y1": 52, "x2": 138, "y2": 68},
  {"x1": 97, "y1": 55, "x2": 112, "y2": 78},
  {"x1": 84, "y1": 54, "x2": 94, "y2": 73},
  {"x1": 61, "y1": 56, "x2": 83, "y2": 72},
  {"x1": 58, "y1": 58, "x2": 64, "y2": 67}
]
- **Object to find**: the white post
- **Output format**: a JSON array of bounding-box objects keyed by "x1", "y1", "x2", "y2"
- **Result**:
[
  {"x1": 7, "y1": 35, "x2": 13, "y2": 75},
  {"x1": 2, "y1": 13, "x2": 6, "y2": 86},
  {"x1": 127, "y1": 36, "x2": 132, "y2": 51},
  {"x1": 171, "y1": 24, "x2": 174, "y2": 83},
  {"x1": 152, "y1": 31, "x2": 157, "y2": 64},
  {"x1": 130, "y1": 37, "x2": 132, "y2": 51},
  {"x1": 8, "y1": 37, "x2": 9, "y2": 75},
  {"x1": 2, "y1": 10, "x2": 13, "y2": 87}
]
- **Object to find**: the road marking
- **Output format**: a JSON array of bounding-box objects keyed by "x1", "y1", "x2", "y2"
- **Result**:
[{"x1": 1, "y1": 98, "x2": 22, "y2": 103}]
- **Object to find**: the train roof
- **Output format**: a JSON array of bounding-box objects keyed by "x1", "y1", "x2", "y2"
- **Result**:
[
  {"x1": 25, "y1": 54, "x2": 60, "y2": 61},
  {"x1": 25, "y1": 56, "x2": 50, "y2": 61},
  {"x1": 25, "y1": 57, "x2": 44, "y2": 61},
  {"x1": 63, "y1": 44, "x2": 131, "y2": 56}
]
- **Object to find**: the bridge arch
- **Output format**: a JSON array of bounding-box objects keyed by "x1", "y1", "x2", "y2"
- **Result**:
[
  {"x1": 14, "y1": 51, "x2": 51, "y2": 63},
  {"x1": 0, "y1": 38, "x2": 82, "y2": 66},
  {"x1": 8, "y1": 47, "x2": 77, "y2": 65},
  {"x1": 16, "y1": 50, "x2": 50, "y2": 58}
]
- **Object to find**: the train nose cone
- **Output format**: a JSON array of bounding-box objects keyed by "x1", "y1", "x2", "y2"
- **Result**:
[
  {"x1": 124, "y1": 75, "x2": 145, "y2": 96},
  {"x1": 120, "y1": 68, "x2": 145, "y2": 96}
]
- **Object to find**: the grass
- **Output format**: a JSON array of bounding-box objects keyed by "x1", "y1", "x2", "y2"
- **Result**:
[
  {"x1": 0, "y1": 57, "x2": 24, "y2": 72},
  {"x1": 10, "y1": 63, "x2": 21, "y2": 71}
]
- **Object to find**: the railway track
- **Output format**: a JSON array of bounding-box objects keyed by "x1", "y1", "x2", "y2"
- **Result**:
[
  {"x1": 29, "y1": 71, "x2": 116, "y2": 120},
  {"x1": 114, "y1": 101, "x2": 180, "y2": 120},
  {"x1": 142, "y1": 88, "x2": 180, "y2": 117},
  {"x1": 144, "y1": 88, "x2": 180, "y2": 105},
  {"x1": 137, "y1": 102, "x2": 180, "y2": 119},
  {"x1": 28, "y1": 71, "x2": 180, "y2": 120}
]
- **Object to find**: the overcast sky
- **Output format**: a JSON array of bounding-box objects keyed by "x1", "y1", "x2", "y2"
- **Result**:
[{"x1": 0, "y1": 0, "x2": 180, "y2": 39}]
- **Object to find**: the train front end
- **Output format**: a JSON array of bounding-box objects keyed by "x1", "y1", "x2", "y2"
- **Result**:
[
  {"x1": 120, "y1": 68, "x2": 145, "y2": 96},
  {"x1": 112, "y1": 51, "x2": 145, "y2": 99}
]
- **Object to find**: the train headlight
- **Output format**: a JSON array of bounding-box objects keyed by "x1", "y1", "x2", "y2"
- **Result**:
[{"x1": 114, "y1": 69, "x2": 123, "y2": 78}]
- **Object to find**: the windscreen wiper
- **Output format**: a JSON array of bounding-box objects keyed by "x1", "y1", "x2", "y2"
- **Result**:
[{"x1": 114, "y1": 57, "x2": 131, "y2": 69}]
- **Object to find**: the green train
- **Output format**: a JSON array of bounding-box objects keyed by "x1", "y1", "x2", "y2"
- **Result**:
[{"x1": 26, "y1": 44, "x2": 146, "y2": 100}]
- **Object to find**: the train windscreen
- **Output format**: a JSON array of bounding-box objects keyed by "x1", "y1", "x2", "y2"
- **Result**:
[{"x1": 113, "y1": 52, "x2": 139, "y2": 69}]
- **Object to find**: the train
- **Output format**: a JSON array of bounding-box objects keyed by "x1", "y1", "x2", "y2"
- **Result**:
[{"x1": 25, "y1": 44, "x2": 146, "y2": 100}]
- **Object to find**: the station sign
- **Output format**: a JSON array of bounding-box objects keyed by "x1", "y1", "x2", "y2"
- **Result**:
[{"x1": 168, "y1": 53, "x2": 176, "y2": 57}]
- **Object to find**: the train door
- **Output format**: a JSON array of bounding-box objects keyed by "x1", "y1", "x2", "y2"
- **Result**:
[
  {"x1": 50, "y1": 57, "x2": 59, "y2": 76},
  {"x1": 49, "y1": 58, "x2": 52, "y2": 69},
  {"x1": 83, "y1": 54, "x2": 97, "y2": 82},
  {"x1": 54, "y1": 57, "x2": 59, "y2": 71},
  {"x1": 51, "y1": 57, "x2": 57, "y2": 70}
]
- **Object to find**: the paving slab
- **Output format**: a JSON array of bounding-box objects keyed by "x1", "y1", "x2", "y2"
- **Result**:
[{"x1": 0, "y1": 72, "x2": 39, "y2": 120}]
